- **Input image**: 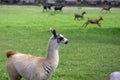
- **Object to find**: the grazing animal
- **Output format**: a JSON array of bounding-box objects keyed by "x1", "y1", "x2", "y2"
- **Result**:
[
  {"x1": 108, "y1": 72, "x2": 120, "y2": 80},
  {"x1": 101, "y1": 5, "x2": 112, "y2": 13},
  {"x1": 74, "y1": 11, "x2": 86, "y2": 20},
  {"x1": 43, "y1": 3, "x2": 52, "y2": 11},
  {"x1": 82, "y1": 16, "x2": 103, "y2": 28},
  {"x1": 54, "y1": 3, "x2": 64, "y2": 12},
  {"x1": 6, "y1": 29, "x2": 68, "y2": 80}
]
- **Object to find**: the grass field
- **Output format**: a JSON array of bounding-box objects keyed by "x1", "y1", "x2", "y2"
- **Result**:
[{"x1": 0, "y1": 5, "x2": 120, "y2": 80}]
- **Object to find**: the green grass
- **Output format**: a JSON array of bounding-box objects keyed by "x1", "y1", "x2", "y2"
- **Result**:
[{"x1": 0, "y1": 5, "x2": 120, "y2": 80}]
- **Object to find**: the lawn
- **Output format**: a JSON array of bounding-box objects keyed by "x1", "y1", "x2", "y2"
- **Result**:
[{"x1": 0, "y1": 5, "x2": 120, "y2": 80}]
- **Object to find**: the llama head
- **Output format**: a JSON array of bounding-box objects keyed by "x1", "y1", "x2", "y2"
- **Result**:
[{"x1": 50, "y1": 28, "x2": 68, "y2": 44}]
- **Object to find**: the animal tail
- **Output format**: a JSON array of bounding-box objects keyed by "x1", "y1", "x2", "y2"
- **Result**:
[{"x1": 6, "y1": 50, "x2": 16, "y2": 58}]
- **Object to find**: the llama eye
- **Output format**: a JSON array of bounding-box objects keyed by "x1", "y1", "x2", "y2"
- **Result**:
[{"x1": 59, "y1": 37, "x2": 63, "y2": 40}]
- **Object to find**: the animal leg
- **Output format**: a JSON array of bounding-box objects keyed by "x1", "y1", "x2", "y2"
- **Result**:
[
  {"x1": 48, "y1": 7, "x2": 51, "y2": 10},
  {"x1": 82, "y1": 22, "x2": 89, "y2": 28},
  {"x1": 74, "y1": 17, "x2": 76, "y2": 20},
  {"x1": 77, "y1": 18, "x2": 80, "y2": 21},
  {"x1": 7, "y1": 73, "x2": 21, "y2": 80},
  {"x1": 42, "y1": 9, "x2": 44, "y2": 12},
  {"x1": 106, "y1": 10, "x2": 108, "y2": 13},
  {"x1": 84, "y1": 23, "x2": 88, "y2": 28},
  {"x1": 101, "y1": 9, "x2": 103, "y2": 12},
  {"x1": 97, "y1": 23, "x2": 101, "y2": 28},
  {"x1": 82, "y1": 23, "x2": 88, "y2": 28},
  {"x1": 61, "y1": 10, "x2": 63, "y2": 13},
  {"x1": 54, "y1": 10, "x2": 57, "y2": 13},
  {"x1": 82, "y1": 23, "x2": 85, "y2": 27},
  {"x1": 42, "y1": 9, "x2": 47, "y2": 12},
  {"x1": 81, "y1": 16, "x2": 84, "y2": 19},
  {"x1": 109, "y1": 10, "x2": 111, "y2": 13},
  {"x1": 6, "y1": 63, "x2": 22, "y2": 80}
]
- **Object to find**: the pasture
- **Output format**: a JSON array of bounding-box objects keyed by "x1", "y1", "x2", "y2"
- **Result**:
[{"x1": 0, "y1": 5, "x2": 120, "y2": 80}]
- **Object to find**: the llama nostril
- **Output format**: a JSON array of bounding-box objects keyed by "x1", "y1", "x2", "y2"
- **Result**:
[{"x1": 65, "y1": 41, "x2": 68, "y2": 44}]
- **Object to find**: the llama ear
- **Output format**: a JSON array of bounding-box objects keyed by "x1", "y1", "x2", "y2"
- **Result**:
[
  {"x1": 50, "y1": 28, "x2": 57, "y2": 38},
  {"x1": 52, "y1": 29, "x2": 57, "y2": 38}
]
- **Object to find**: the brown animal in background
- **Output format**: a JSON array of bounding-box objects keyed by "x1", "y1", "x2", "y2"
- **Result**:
[
  {"x1": 82, "y1": 17, "x2": 103, "y2": 28},
  {"x1": 101, "y1": 5, "x2": 112, "y2": 13},
  {"x1": 74, "y1": 11, "x2": 86, "y2": 20}
]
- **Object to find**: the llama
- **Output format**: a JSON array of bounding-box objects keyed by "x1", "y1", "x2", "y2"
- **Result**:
[
  {"x1": 101, "y1": 5, "x2": 112, "y2": 13},
  {"x1": 74, "y1": 11, "x2": 86, "y2": 20},
  {"x1": 82, "y1": 16, "x2": 103, "y2": 28},
  {"x1": 108, "y1": 72, "x2": 120, "y2": 80},
  {"x1": 6, "y1": 29, "x2": 68, "y2": 80}
]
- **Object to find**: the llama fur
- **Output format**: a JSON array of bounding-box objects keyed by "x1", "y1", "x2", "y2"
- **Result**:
[
  {"x1": 108, "y1": 72, "x2": 120, "y2": 80},
  {"x1": 6, "y1": 29, "x2": 68, "y2": 80}
]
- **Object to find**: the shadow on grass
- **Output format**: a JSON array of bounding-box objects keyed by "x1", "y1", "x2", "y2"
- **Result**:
[
  {"x1": 63, "y1": 27, "x2": 120, "y2": 45},
  {"x1": 83, "y1": 28, "x2": 120, "y2": 45},
  {"x1": 85, "y1": 27, "x2": 120, "y2": 37}
]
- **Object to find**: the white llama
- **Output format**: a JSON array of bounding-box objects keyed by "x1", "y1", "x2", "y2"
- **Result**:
[
  {"x1": 6, "y1": 29, "x2": 68, "y2": 80},
  {"x1": 108, "y1": 71, "x2": 120, "y2": 80}
]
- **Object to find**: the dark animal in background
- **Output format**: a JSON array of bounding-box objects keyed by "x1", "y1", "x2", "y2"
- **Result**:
[
  {"x1": 82, "y1": 16, "x2": 103, "y2": 28},
  {"x1": 54, "y1": 3, "x2": 64, "y2": 12},
  {"x1": 74, "y1": 11, "x2": 86, "y2": 20},
  {"x1": 101, "y1": 5, "x2": 112, "y2": 13},
  {"x1": 43, "y1": 3, "x2": 52, "y2": 11}
]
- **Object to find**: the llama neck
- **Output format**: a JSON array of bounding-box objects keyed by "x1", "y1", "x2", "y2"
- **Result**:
[{"x1": 46, "y1": 40, "x2": 59, "y2": 68}]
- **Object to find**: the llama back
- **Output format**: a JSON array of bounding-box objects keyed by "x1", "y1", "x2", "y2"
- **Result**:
[{"x1": 6, "y1": 52, "x2": 49, "y2": 80}]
